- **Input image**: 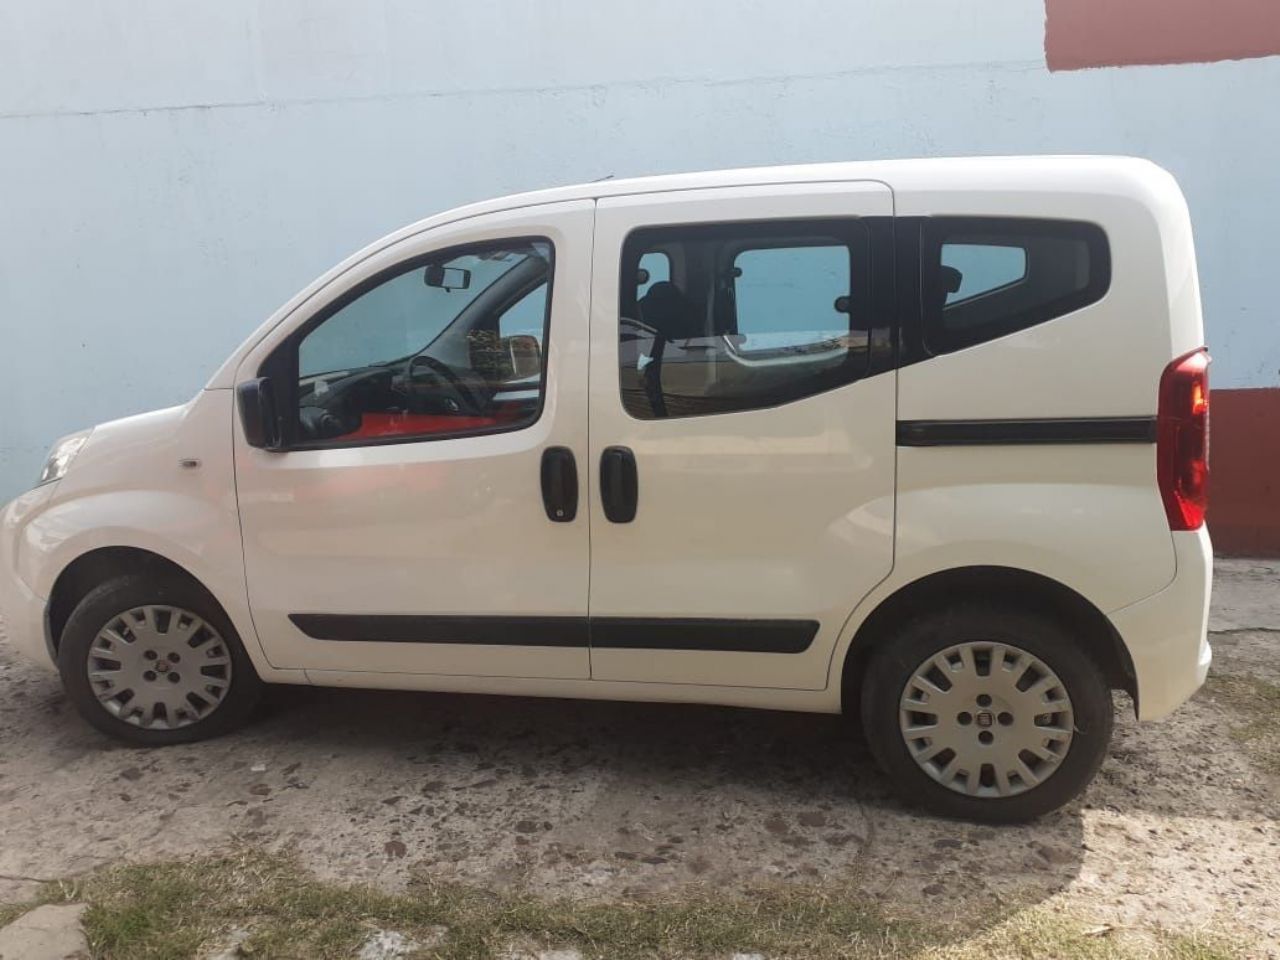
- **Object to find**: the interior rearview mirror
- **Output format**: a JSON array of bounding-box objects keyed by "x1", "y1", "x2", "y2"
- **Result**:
[{"x1": 424, "y1": 264, "x2": 472, "y2": 291}]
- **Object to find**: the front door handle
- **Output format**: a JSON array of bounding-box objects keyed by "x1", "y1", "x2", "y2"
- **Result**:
[
  {"x1": 540, "y1": 447, "x2": 578, "y2": 522},
  {"x1": 600, "y1": 446, "x2": 638, "y2": 523}
]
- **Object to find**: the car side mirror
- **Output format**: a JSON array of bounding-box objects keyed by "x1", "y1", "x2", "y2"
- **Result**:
[
  {"x1": 237, "y1": 377, "x2": 282, "y2": 450},
  {"x1": 506, "y1": 335, "x2": 542, "y2": 379}
]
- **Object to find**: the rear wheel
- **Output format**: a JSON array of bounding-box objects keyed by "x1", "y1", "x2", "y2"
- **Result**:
[
  {"x1": 58, "y1": 573, "x2": 263, "y2": 744},
  {"x1": 860, "y1": 604, "x2": 1112, "y2": 822}
]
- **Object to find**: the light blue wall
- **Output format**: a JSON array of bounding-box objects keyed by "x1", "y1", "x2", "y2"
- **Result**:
[{"x1": 2, "y1": 0, "x2": 1278, "y2": 498}]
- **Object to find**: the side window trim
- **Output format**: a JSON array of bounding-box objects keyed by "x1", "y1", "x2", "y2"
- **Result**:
[{"x1": 259, "y1": 235, "x2": 556, "y2": 451}]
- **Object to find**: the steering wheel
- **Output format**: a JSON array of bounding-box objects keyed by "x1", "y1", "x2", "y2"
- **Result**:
[{"x1": 403, "y1": 354, "x2": 484, "y2": 415}]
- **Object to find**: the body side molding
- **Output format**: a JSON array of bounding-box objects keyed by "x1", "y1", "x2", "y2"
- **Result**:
[
  {"x1": 288, "y1": 614, "x2": 818, "y2": 653},
  {"x1": 897, "y1": 416, "x2": 1157, "y2": 447}
]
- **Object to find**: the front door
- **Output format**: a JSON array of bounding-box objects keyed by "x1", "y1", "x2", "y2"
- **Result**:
[
  {"x1": 586, "y1": 183, "x2": 896, "y2": 689},
  {"x1": 234, "y1": 200, "x2": 594, "y2": 679}
]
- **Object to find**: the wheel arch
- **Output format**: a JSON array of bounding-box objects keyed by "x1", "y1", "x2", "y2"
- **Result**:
[
  {"x1": 46, "y1": 546, "x2": 227, "y2": 659},
  {"x1": 839, "y1": 565, "x2": 1138, "y2": 717}
]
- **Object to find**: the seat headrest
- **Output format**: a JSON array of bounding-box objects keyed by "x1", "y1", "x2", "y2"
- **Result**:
[{"x1": 638, "y1": 281, "x2": 704, "y2": 341}]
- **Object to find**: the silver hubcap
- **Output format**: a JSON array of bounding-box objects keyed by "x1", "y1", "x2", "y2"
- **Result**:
[
  {"x1": 86, "y1": 605, "x2": 232, "y2": 730},
  {"x1": 898, "y1": 641, "x2": 1074, "y2": 798}
]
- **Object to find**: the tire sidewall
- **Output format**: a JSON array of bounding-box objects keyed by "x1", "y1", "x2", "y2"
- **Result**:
[
  {"x1": 58, "y1": 573, "x2": 263, "y2": 745},
  {"x1": 861, "y1": 604, "x2": 1113, "y2": 822}
]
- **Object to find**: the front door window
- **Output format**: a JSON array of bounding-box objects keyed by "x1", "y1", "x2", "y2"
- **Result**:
[{"x1": 291, "y1": 239, "x2": 553, "y2": 445}]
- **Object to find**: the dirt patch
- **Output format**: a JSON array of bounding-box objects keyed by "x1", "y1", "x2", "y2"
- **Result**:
[{"x1": 1, "y1": 562, "x2": 1277, "y2": 953}]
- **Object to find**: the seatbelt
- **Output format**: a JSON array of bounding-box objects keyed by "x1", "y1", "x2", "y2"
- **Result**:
[{"x1": 642, "y1": 335, "x2": 668, "y2": 418}]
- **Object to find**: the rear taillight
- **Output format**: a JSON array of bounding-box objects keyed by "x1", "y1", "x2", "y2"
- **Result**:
[{"x1": 1157, "y1": 348, "x2": 1210, "y2": 530}]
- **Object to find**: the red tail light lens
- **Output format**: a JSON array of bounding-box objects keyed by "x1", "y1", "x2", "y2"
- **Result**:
[{"x1": 1157, "y1": 348, "x2": 1210, "y2": 530}]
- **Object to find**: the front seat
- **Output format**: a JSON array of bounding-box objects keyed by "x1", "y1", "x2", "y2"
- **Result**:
[
  {"x1": 935, "y1": 265, "x2": 964, "y2": 311},
  {"x1": 635, "y1": 281, "x2": 702, "y2": 418},
  {"x1": 638, "y1": 281, "x2": 703, "y2": 341}
]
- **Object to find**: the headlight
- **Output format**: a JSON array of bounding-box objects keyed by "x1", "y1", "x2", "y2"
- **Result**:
[{"x1": 38, "y1": 430, "x2": 91, "y2": 486}]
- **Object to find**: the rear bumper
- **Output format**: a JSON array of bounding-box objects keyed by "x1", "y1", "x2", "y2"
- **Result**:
[
  {"x1": 0, "y1": 487, "x2": 58, "y2": 671},
  {"x1": 1107, "y1": 526, "x2": 1212, "y2": 721}
]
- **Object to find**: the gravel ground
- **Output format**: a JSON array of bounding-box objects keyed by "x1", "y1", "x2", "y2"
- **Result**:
[{"x1": 1, "y1": 559, "x2": 1277, "y2": 951}]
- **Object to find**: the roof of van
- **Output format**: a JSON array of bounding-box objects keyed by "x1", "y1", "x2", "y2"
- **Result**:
[{"x1": 414, "y1": 155, "x2": 1170, "y2": 227}]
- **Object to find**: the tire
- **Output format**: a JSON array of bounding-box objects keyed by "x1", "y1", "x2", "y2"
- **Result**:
[
  {"x1": 860, "y1": 603, "x2": 1112, "y2": 822},
  {"x1": 58, "y1": 573, "x2": 264, "y2": 745}
]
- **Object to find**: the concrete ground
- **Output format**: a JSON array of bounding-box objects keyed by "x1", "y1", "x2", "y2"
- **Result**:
[{"x1": 0, "y1": 560, "x2": 1277, "y2": 951}]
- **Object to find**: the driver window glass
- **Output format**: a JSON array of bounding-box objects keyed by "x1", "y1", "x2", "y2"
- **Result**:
[
  {"x1": 292, "y1": 238, "x2": 553, "y2": 446},
  {"x1": 298, "y1": 269, "x2": 447, "y2": 378}
]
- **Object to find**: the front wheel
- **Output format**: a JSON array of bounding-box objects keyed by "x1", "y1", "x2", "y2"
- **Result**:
[
  {"x1": 860, "y1": 604, "x2": 1113, "y2": 822},
  {"x1": 58, "y1": 573, "x2": 264, "y2": 745}
]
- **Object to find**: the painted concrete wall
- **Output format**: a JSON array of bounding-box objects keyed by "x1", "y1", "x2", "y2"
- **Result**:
[{"x1": 1, "y1": 0, "x2": 1278, "y2": 503}]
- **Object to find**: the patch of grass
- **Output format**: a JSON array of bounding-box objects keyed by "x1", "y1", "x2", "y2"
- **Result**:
[
  {"x1": 62, "y1": 851, "x2": 928, "y2": 959},
  {"x1": 921, "y1": 910, "x2": 1242, "y2": 960},
  {"x1": 29, "y1": 849, "x2": 1248, "y2": 960},
  {"x1": 1205, "y1": 672, "x2": 1280, "y2": 775},
  {"x1": 0, "y1": 901, "x2": 34, "y2": 928},
  {"x1": 1159, "y1": 931, "x2": 1244, "y2": 960}
]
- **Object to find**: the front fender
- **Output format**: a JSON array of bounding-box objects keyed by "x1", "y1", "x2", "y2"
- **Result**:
[
  {"x1": 23, "y1": 391, "x2": 301, "y2": 683},
  {"x1": 25, "y1": 492, "x2": 294, "y2": 680}
]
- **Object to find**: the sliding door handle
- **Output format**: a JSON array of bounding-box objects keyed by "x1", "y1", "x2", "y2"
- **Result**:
[
  {"x1": 600, "y1": 446, "x2": 638, "y2": 523},
  {"x1": 540, "y1": 446, "x2": 578, "y2": 522}
]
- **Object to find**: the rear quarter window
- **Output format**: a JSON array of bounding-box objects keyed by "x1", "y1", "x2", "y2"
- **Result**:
[{"x1": 922, "y1": 218, "x2": 1110, "y2": 354}]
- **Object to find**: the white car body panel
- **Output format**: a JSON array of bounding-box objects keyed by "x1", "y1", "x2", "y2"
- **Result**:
[
  {"x1": 1107, "y1": 528, "x2": 1213, "y2": 721},
  {"x1": 0, "y1": 483, "x2": 58, "y2": 667},
  {"x1": 891, "y1": 444, "x2": 1175, "y2": 616}
]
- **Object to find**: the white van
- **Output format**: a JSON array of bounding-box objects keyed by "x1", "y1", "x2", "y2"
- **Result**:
[{"x1": 0, "y1": 157, "x2": 1211, "y2": 821}]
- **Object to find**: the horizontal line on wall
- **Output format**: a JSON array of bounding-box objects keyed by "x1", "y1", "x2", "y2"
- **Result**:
[{"x1": 0, "y1": 58, "x2": 1045, "y2": 123}]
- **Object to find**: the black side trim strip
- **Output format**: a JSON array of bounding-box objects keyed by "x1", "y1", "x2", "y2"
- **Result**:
[
  {"x1": 288, "y1": 614, "x2": 590, "y2": 647},
  {"x1": 897, "y1": 416, "x2": 1157, "y2": 447},
  {"x1": 591, "y1": 618, "x2": 818, "y2": 654},
  {"x1": 287, "y1": 614, "x2": 818, "y2": 653}
]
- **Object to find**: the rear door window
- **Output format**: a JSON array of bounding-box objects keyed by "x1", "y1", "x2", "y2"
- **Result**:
[
  {"x1": 732, "y1": 245, "x2": 851, "y2": 356},
  {"x1": 618, "y1": 219, "x2": 871, "y2": 419},
  {"x1": 635, "y1": 251, "x2": 670, "y2": 297}
]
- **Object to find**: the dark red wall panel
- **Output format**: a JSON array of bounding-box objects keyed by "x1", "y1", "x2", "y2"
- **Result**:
[
  {"x1": 1045, "y1": 0, "x2": 1280, "y2": 71},
  {"x1": 1207, "y1": 388, "x2": 1280, "y2": 557}
]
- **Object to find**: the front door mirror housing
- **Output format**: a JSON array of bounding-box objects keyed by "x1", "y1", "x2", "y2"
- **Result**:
[
  {"x1": 237, "y1": 377, "x2": 282, "y2": 449},
  {"x1": 506, "y1": 335, "x2": 542, "y2": 379}
]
